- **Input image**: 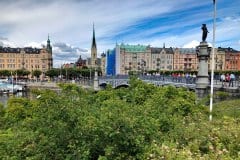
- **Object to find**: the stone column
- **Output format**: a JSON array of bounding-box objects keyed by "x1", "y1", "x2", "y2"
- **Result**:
[
  {"x1": 196, "y1": 41, "x2": 211, "y2": 99},
  {"x1": 93, "y1": 69, "x2": 99, "y2": 90}
]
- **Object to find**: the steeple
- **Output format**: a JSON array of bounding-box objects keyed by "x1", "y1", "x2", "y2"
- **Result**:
[
  {"x1": 91, "y1": 23, "x2": 97, "y2": 67},
  {"x1": 46, "y1": 34, "x2": 53, "y2": 69},
  {"x1": 91, "y1": 23, "x2": 97, "y2": 49},
  {"x1": 47, "y1": 34, "x2": 52, "y2": 52}
]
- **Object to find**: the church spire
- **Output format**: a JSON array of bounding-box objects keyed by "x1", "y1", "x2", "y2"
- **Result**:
[
  {"x1": 91, "y1": 23, "x2": 97, "y2": 49},
  {"x1": 47, "y1": 34, "x2": 52, "y2": 51},
  {"x1": 46, "y1": 34, "x2": 53, "y2": 69},
  {"x1": 91, "y1": 23, "x2": 97, "y2": 67}
]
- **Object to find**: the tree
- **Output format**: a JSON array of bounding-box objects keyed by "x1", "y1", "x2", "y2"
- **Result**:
[
  {"x1": 0, "y1": 79, "x2": 240, "y2": 159},
  {"x1": 32, "y1": 70, "x2": 42, "y2": 79},
  {"x1": 45, "y1": 68, "x2": 59, "y2": 79},
  {"x1": 0, "y1": 70, "x2": 11, "y2": 77},
  {"x1": 14, "y1": 69, "x2": 30, "y2": 78}
]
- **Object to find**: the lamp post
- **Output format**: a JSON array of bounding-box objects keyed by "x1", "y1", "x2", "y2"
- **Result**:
[{"x1": 209, "y1": 0, "x2": 217, "y2": 121}]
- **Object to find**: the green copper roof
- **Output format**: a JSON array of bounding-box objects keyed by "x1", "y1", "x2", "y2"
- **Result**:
[{"x1": 119, "y1": 43, "x2": 147, "y2": 52}]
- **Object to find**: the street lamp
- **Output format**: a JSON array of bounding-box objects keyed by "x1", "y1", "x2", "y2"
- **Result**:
[{"x1": 141, "y1": 59, "x2": 146, "y2": 75}]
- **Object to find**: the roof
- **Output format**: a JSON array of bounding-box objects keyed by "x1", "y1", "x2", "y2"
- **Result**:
[
  {"x1": 0, "y1": 46, "x2": 41, "y2": 54},
  {"x1": 91, "y1": 24, "x2": 97, "y2": 49},
  {"x1": 218, "y1": 47, "x2": 239, "y2": 53},
  {"x1": 151, "y1": 47, "x2": 174, "y2": 54},
  {"x1": 119, "y1": 43, "x2": 148, "y2": 52},
  {"x1": 178, "y1": 48, "x2": 196, "y2": 54},
  {"x1": 101, "y1": 52, "x2": 106, "y2": 57}
]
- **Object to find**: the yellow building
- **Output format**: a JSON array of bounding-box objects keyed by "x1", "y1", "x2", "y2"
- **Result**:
[
  {"x1": 208, "y1": 47, "x2": 225, "y2": 71},
  {"x1": 151, "y1": 46, "x2": 174, "y2": 71},
  {"x1": 0, "y1": 36, "x2": 53, "y2": 75},
  {"x1": 100, "y1": 52, "x2": 106, "y2": 75},
  {"x1": 116, "y1": 44, "x2": 151, "y2": 75}
]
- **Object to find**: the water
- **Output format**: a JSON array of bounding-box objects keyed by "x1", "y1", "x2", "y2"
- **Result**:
[{"x1": 0, "y1": 92, "x2": 28, "y2": 107}]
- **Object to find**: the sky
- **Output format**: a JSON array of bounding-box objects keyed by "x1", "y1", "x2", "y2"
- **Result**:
[{"x1": 0, "y1": 0, "x2": 239, "y2": 67}]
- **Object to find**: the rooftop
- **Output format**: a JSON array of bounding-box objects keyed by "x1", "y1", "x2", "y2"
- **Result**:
[
  {"x1": 151, "y1": 47, "x2": 174, "y2": 54},
  {"x1": 119, "y1": 43, "x2": 148, "y2": 52},
  {"x1": 178, "y1": 48, "x2": 196, "y2": 54},
  {"x1": 0, "y1": 46, "x2": 41, "y2": 54},
  {"x1": 218, "y1": 47, "x2": 239, "y2": 53}
]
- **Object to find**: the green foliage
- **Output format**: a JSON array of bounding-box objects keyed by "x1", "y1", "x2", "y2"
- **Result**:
[
  {"x1": 0, "y1": 70, "x2": 11, "y2": 77},
  {"x1": 215, "y1": 91, "x2": 229, "y2": 101},
  {"x1": 14, "y1": 69, "x2": 31, "y2": 77},
  {"x1": 213, "y1": 99, "x2": 240, "y2": 118},
  {"x1": 0, "y1": 78, "x2": 240, "y2": 159},
  {"x1": 45, "y1": 68, "x2": 59, "y2": 78},
  {"x1": 32, "y1": 69, "x2": 42, "y2": 78},
  {"x1": 45, "y1": 68, "x2": 98, "y2": 80}
]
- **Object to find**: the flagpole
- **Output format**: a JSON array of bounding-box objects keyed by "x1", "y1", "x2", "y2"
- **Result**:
[{"x1": 210, "y1": 0, "x2": 216, "y2": 121}]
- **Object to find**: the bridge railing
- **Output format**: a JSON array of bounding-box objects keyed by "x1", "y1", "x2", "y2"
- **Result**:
[{"x1": 99, "y1": 75, "x2": 240, "y2": 88}]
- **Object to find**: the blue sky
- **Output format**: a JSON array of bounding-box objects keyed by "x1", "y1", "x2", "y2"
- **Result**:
[{"x1": 0, "y1": 0, "x2": 239, "y2": 67}]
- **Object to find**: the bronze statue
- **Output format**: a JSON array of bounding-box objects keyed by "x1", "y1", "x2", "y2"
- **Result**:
[{"x1": 201, "y1": 24, "x2": 209, "y2": 42}]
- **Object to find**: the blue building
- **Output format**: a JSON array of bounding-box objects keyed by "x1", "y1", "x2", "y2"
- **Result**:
[{"x1": 106, "y1": 49, "x2": 116, "y2": 76}]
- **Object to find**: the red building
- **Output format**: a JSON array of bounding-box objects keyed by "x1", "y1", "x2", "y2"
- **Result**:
[{"x1": 224, "y1": 47, "x2": 240, "y2": 70}]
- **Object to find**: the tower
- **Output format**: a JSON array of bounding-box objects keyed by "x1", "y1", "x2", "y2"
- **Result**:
[
  {"x1": 91, "y1": 24, "x2": 97, "y2": 68},
  {"x1": 46, "y1": 34, "x2": 53, "y2": 69},
  {"x1": 47, "y1": 34, "x2": 52, "y2": 54}
]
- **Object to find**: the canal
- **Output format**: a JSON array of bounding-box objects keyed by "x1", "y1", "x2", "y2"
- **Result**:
[{"x1": 0, "y1": 92, "x2": 29, "y2": 107}]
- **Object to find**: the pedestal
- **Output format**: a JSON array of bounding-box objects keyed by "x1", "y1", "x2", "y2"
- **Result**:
[
  {"x1": 196, "y1": 41, "x2": 211, "y2": 99},
  {"x1": 93, "y1": 70, "x2": 99, "y2": 90}
]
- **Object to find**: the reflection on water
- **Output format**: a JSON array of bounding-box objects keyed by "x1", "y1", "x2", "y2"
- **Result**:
[{"x1": 0, "y1": 92, "x2": 29, "y2": 107}]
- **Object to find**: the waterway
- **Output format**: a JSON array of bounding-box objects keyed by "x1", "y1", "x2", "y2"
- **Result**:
[{"x1": 0, "y1": 92, "x2": 29, "y2": 107}]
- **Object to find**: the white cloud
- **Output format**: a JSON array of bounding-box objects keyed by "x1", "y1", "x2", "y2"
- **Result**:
[
  {"x1": 183, "y1": 40, "x2": 199, "y2": 48},
  {"x1": 52, "y1": 42, "x2": 89, "y2": 67},
  {"x1": 0, "y1": 38, "x2": 17, "y2": 47},
  {"x1": 24, "y1": 41, "x2": 46, "y2": 48},
  {"x1": 0, "y1": 0, "x2": 239, "y2": 67}
]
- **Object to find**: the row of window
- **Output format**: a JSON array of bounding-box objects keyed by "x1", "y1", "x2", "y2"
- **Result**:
[
  {"x1": 152, "y1": 55, "x2": 172, "y2": 59},
  {"x1": 0, "y1": 64, "x2": 46, "y2": 69},
  {"x1": 0, "y1": 54, "x2": 47, "y2": 58},
  {"x1": 0, "y1": 59, "x2": 46, "y2": 63}
]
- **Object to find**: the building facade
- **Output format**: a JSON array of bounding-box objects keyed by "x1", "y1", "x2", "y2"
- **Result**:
[
  {"x1": 100, "y1": 52, "x2": 106, "y2": 75},
  {"x1": 75, "y1": 55, "x2": 87, "y2": 69},
  {"x1": 151, "y1": 46, "x2": 174, "y2": 71},
  {"x1": 173, "y1": 48, "x2": 198, "y2": 71},
  {"x1": 101, "y1": 43, "x2": 240, "y2": 76},
  {"x1": 224, "y1": 47, "x2": 240, "y2": 70},
  {"x1": 0, "y1": 36, "x2": 53, "y2": 75},
  {"x1": 208, "y1": 47, "x2": 226, "y2": 71},
  {"x1": 115, "y1": 43, "x2": 151, "y2": 75},
  {"x1": 106, "y1": 49, "x2": 116, "y2": 75}
]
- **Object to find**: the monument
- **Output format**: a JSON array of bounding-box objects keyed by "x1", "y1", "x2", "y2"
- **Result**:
[
  {"x1": 196, "y1": 24, "x2": 211, "y2": 99},
  {"x1": 93, "y1": 68, "x2": 99, "y2": 90}
]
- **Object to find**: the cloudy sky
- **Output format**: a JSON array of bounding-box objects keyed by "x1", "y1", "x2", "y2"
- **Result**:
[{"x1": 0, "y1": 0, "x2": 239, "y2": 67}]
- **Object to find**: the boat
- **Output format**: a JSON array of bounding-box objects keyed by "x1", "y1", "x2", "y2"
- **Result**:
[{"x1": 0, "y1": 82, "x2": 23, "y2": 94}]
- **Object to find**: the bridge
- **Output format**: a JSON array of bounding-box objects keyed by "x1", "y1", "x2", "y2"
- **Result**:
[{"x1": 98, "y1": 75, "x2": 240, "y2": 91}]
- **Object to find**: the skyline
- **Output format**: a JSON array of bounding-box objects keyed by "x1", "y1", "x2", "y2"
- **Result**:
[{"x1": 0, "y1": 0, "x2": 239, "y2": 67}]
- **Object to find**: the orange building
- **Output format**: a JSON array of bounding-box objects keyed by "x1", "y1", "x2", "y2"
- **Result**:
[
  {"x1": 223, "y1": 47, "x2": 240, "y2": 70},
  {"x1": 173, "y1": 48, "x2": 198, "y2": 71}
]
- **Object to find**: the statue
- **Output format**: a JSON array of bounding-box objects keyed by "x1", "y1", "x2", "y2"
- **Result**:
[{"x1": 201, "y1": 24, "x2": 209, "y2": 42}]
